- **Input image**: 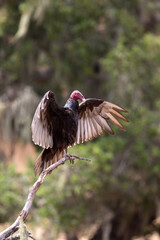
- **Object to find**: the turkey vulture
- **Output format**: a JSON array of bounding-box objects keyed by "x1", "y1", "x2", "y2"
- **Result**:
[{"x1": 32, "y1": 90, "x2": 128, "y2": 175}]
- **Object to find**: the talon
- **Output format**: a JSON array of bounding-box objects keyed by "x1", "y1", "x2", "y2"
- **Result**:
[
  {"x1": 65, "y1": 153, "x2": 74, "y2": 164},
  {"x1": 70, "y1": 157, "x2": 74, "y2": 164}
]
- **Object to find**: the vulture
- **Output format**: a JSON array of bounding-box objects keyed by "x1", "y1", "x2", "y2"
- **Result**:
[{"x1": 31, "y1": 90, "x2": 128, "y2": 175}]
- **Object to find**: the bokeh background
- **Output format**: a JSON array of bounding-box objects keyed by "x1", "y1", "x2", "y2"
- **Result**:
[{"x1": 1, "y1": 0, "x2": 160, "y2": 239}]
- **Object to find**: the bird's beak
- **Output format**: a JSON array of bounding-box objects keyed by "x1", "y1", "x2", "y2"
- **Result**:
[{"x1": 82, "y1": 97, "x2": 86, "y2": 103}]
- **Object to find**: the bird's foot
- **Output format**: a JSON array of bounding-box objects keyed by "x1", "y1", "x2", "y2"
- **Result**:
[{"x1": 65, "y1": 153, "x2": 75, "y2": 164}]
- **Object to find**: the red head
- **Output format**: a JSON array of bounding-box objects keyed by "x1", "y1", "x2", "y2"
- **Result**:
[{"x1": 70, "y1": 90, "x2": 85, "y2": 102}]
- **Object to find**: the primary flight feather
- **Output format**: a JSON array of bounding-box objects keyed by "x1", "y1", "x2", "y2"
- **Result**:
[{"x1": 31, "y1": 90, "x2": 128, "y2": 175}]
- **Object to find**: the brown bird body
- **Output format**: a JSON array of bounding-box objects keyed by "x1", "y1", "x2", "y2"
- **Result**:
[{"x1": 31, "y1": 90, "x2": 128, "y2": 175}]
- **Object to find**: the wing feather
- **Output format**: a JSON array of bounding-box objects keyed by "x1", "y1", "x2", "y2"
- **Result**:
[
  {"x1": 88, "y1": 110, "x2": 98, "y2": 138},
  {"x1": 87, "y1": 118, "x2": 93, "y2": 140},
  {"x1": 104, "y1": 101, "x2": 127, "y2": 113},
  {"x1": 90, "y1": 117, "x2": 100, "y2": 136},
  {"x1": 75, "y1": 98, "x2": 128, "y2": 145},
  {"x1": 77, "y1": 119, "x2": 81, "y2": 144},
  {"x1": 84, "y1": 112, "x2": 88, "y2": 141},
  {"x1": 105, "y1": 112, "x2": 125, "y2": 130},
  {"x1": 109, "y1": 108, "x2": 128, "y2": 122},
  {"x1": 85, "y1": 111, "x2": 93, "y2": 140},
  {"x1": 92, "y1": 116, "x2": 104, "y2": 136},
  {"x1": 80, "y1": 117, "x2": 85, "y2": 143},
  {"x1": 31, "y1": 90, "x2": 63, "y2": 149}
]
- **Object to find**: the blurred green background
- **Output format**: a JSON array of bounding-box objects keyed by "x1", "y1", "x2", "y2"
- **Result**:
[{"x1": 1, "y1": 0, "x2": 160, "y2": 239}]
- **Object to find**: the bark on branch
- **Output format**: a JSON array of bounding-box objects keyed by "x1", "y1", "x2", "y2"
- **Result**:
[{"x1": 0, "y1": 154, "x2": 91, "y2": 240}]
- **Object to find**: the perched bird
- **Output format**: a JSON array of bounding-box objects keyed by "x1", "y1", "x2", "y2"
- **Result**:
[{"x1": 31, "y1": 90, "x2": 128, "y2": 175}]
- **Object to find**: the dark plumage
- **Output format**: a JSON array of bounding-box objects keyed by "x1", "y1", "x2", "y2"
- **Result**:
[{"x1": 31, "y1": 90, "x2": 128, "y2": 175}]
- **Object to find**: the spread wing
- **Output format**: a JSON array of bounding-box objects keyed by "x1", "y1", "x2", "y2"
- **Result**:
[
  {"x1": 75, "y1": 98, "x2": 128, "y2": 144},
  {"x1": 31, "y1": 90, "x2": 62, "y2": 149}
]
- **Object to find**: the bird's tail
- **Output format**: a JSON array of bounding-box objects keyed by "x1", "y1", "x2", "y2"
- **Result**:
[{"x1": 34, "y1": 148, "x2": 63, "y2": 176}]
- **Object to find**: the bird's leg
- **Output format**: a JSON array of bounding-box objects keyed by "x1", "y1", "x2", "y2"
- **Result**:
[
  {"x1": 65, "y1": 148, "x2": 74, "y2": 164},
  {"x1": 62, "y1": 149, "x2": 65, "y2": 157}
]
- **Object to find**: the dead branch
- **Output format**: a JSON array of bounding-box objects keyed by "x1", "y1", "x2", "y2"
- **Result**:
[{"x1": 0, "y1": 154, "x2": 91, "y2": 240}]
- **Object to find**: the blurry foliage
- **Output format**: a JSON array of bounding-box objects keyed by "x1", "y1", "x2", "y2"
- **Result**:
[
  {"x1": 0, "y1": 163, "x2": 25, "y2": 223},
  {"x1": 103, "y1": 34, "x2": 160, "y2": 107},
  {"x1": 1, "y1": 0, "x2": 160, "y2": 239},
  {"x1": 0, "y1": 0, "x2": 111, "y2": 98}
]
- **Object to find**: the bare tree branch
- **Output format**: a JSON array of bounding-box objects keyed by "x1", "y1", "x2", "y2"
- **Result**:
[{"x1": 0, "y1": 154, "x2": 91, "y2": 240}]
